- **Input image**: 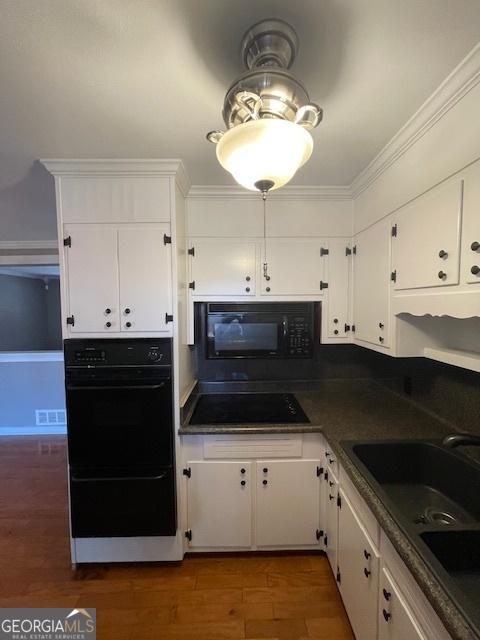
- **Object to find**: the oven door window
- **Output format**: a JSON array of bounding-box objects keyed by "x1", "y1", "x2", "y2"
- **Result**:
[{"x1": 66, "y1": 380, "x2": 173, "y2": 469}]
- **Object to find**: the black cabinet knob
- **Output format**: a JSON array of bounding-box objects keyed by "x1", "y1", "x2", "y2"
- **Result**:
[
  {"x1": 105, "y1": 308, "x2": 111, "y2": 314},
  {"x1": 266, "y1": 286, "x2": 271, "y2": 292},
  {"x1": 471, "y1": 241, "x2": 480, "y2": 252},
  {"x1": 241, "y1": 480, "x2": 246, "y2": 486},
  {"x1": 265, "y1": 275, "x2": 271, "y2": 281},
  {"x1": 125, "y1": 322, "x2": 132, "y2": 328},
  {"x1": 125, "y1": 308, "x2": 131, "y2": 314},
  {"x1": 246, "y1": 287, "x2": 250, "y2": 292},
  {"x1": 263, "y1": 467, "x2": 268, "y2": 473},
  {"x1": 240, "y1": 468, "x2": 246, "y2": 474},
  {"x1": 364, "y1": 567, "x2": 371, "y2": 578},
  {"x1": 333, "y1": 318, "x2": 339, "y2": 324},
  {"x1": 246, "y1": 276, "x2": 251, "y2": 282},
  {"x1": 471, "y1": 265, "x2": 480, "y2": 275},
  {"x1": 334, "y1": 330, "x2": 339, "y2": 335},
  {"x1": 364, "y1": 549, "x2": 371, "y2": 560},
  {"x1": 382, "y1": 609, "x2": 391, "y2": 622},
  {"x1": 263, "y1": 479, "x2": 268, "y2": 486},
  {"x1": 106, "y1": 322, "x2": 112, "y2": 328},
  {"x1": 383, "y1": 588, "x2": 391, "y2": 601},
  {"x1": 438, "y1": 249, "x2": 448, "y2": 258},
  {"x1": 438, "y1": 271, "x2": 447, "y2": 280},
  {"x1": 379, "y1": 322, "x2": 384, "y2": 329}
]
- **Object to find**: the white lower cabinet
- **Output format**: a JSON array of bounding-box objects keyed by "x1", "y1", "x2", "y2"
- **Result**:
[
  {"x1": 185, "y1": 457, "x2": 321, "y2": 549},
  {"x1": 255, "y1": 460, "x2": 320, "y2": 547},
  {"x1": 324, "y1": 469, "x2": 339, "y2": 574},
  {"x1": 337, "y1": 488, "x2": 380, "y2": 640},
  {"x1": 185, "y1": 461, "x2": 252, "y2": 548},
  {"x1": 379, "y1": 566, "x2": 426, "y2": 640}
]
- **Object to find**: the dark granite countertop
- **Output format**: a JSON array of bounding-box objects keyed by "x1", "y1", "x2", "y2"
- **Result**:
[{"x1": 179, "y1": 379, "x2": 478, "y2": 640}]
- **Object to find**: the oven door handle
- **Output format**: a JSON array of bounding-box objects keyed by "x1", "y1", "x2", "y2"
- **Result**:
[
  {"x1": 66, "y1": 382, "x2": 166, "y2": 391},
  {"x1": 71, "y1": 473, "x2": 168, "y2": 482}
]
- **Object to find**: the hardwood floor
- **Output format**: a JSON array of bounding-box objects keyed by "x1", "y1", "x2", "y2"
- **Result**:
[{"x1": 0, "y1": 436, "x2": 354, "y2": 639}]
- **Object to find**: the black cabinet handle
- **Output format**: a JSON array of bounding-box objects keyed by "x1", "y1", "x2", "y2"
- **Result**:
[
  {"x1": 438, "y1": 270, "x2": 447, "y2": 280},
  {"x1": 364, "y1": 549, "x2": 371, "y2": 560},
  {"x1": 266, "y1": 287, "x2": 271, "y2": 292},
  {"x1": 378, "y1": 322, "x2": 384, "y2": 329},
  {"x1": 125, "y1": 322, "x2": 132, "y2": 328},
  {"x1": 334, "y1": 330, "x2": 339, "y2": 335},
  {"x1": 241, "y1": 480, "x2": 246, "y2": 486},
  {"x1": 240, "y1": 468, "x2": 246, "y2": 474},
  {"x1": 106, "y1": 322, "x2": 112, "y2": 328},
  {"x1": 125, "y1": 308, "x2": 131, "y2": 314},
  {"x1": 105, "y1": 308, "x2": 111, "y2": 314},
  {"x1": 329, "y1": 480, "x2": 334, "y2": 487},
  {"x1": 263, "y1": 467, "x2": 268, "y2": 473},
  {"x1": 379, "y1": 336, "x2": 384, "y2": 343},
  {"x1": 382, "y1": 609, "x2": 391, "y2": 622},
  {"x1": 263, "y1": 479, "x2": 268, "y2": 486},
  {"x1": 246, "y1": 276, "x2": 251, "y2": 282},
  {"x1": 246, "y1": 287, "x2": 250, "y2": 292},
  {"x1": 438, "y1": 249, "x2": 448, "y2": 258},
  {"x1": 329, "y1": 494, "x2": 335, "y2": 501},
  {"x1": 471, "y1": 241, "x2": 480, "y2": 252},
  {"x1": 383, "y1": 588, "x2": 391, "y2": 601},
  {"x1": 333, "y1": 318, "x2": 339, "y2": 324},
  {"x1": 471, "y1": 265, "x2": 480, "y2": 275},
  {"x1": 364, "y1": 567, "x2": 371, "y2": 578}
]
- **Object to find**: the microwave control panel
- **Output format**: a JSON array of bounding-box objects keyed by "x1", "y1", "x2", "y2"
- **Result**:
[{"x1": 287, "y1": 316, "x2": 313, "y2": 356}]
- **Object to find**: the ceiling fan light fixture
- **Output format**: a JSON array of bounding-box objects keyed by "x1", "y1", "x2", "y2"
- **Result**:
[{"x1": 216, "y1": 119, "x2": 313, "y2": 192}]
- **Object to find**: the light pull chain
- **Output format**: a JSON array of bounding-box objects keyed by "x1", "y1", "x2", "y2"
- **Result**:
[{"x1": 262, "y1": 189, "x2": 270, "y2": 281}]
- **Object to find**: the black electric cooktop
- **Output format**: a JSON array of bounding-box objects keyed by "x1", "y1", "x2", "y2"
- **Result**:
[{"x1": 189, "y1": 393, "x2": 310, "y2": 425}]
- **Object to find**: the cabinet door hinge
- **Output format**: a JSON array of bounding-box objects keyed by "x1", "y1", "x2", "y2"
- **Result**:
[
  {"x1": 324, "y1": 470, "x2": 328, "y2": 481},
  {"x1": 345, "y1": 246, "x2": 352, "y2": 256},
  {"x1": 391, "y1": 224, "x2": 398, "y2": 237},
  {"x1": 185, "y1": 529, "x2": 192, "y2": 541},
  {"x1": 391, "y1": 270, "x2": 397, "y2": 283},
  {"x1": 352, "y1": 324, "x2": 356, "y2": 332},
  {"x1": 165, "y1": 313, "x2": 174, "y2": 324},
  {"x1": 324, "y1": 534, "x2": 328, "y2": 546},
  {"x1": 63, "y1": 236, "x2": 72, "y2": 247},
  {"x1": 320, "y1": 281, "x2": 329, "y2": 290},
  {"x1": 320, "y1": 247, "x2": 329, "y2": 256},
  {"x1": 316, "y1": 529, "x2": 323, "y2": 541},
  {"x1": 182, "y1": 467, "x2": 191, "y2": 478},
  {"x1": 163, "y1": 234, "x2": 172, "y2": 245},
  {"x1": 337, "y1": 494, "x2": 342, "y2": 509},
  {"x1": 344, "y1": 324, "x2": 351, "y2": 333},
  {"x1": 66, "y1": 315, "x2": 75, "y2": 326},
  {"x1": 352, "y1": 245, "x2": 357, "y2": 255},
  {"x1": 316, "y1": 466, "x2": 324, "y2": 477},
  {"x1": 189, "y1": 281, "x2": 195, "y2": 290},
  {"x1": 336, "y1": 568, "x2": 341, "y2": 583},
  {"x1": 188, "y1": 246, "x2": 195, "y2": 256}
]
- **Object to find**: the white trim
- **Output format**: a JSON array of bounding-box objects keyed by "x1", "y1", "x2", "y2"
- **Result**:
[
  {"x1": 0, "y1": 426, "x2": 67, "y2": 436},
  {"x1": 40, "y1": 158, "x2": 187, "y2": 178},
  {"x1": 188, "y1": 184, "x2": 352, "y2": 200},
  {"x1": 351, "y1": 42, "x2": 480, "y2": 198},
  {"x1": 0, "y1": 351, "x2": 63, "y2": 363},
  {"x1": 0, "y1": 240, "x2": 58, "y2": 250}
]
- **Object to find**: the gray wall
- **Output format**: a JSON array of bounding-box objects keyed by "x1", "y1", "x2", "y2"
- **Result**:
[{"x1": 0, "y1": 274, "x2": 61, "y2": 351}]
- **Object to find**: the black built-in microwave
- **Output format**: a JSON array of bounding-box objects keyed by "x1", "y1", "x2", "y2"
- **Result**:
[{"x1": 206, "y1": 302, "x2": 315, "y2": 359}]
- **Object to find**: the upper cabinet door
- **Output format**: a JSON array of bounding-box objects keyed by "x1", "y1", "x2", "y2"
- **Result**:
[
  {"x1": 64, "y1": 224, "x2": 119, "y2": 333},
  {"x1": 353, "y1": 219, "x2": 391, "y2": 348},
  {"x1": 392, "y1": 179, "x2": 463, "y2": 290},
  {"x1": 461, "y1": 162, "x2": 480, "y2": 286},
  {"x1": 118, "y1": 226, "x2": 172, "y2": 332},
  {"x1": 325, "y1": 239, "x2": 352, "y2": 339},
  {"x1": 262, "y1": 239, "x2": 327, "y2": 295},
  {"x1": 190, "y1": 239, "x2": 256, "y2": 296}
]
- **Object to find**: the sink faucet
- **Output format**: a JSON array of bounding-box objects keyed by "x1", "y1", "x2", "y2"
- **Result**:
[{"x1": 442, "y1": 433, "x2": 480, "y2": 448}]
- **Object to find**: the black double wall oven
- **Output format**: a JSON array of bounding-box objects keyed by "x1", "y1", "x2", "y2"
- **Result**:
[{"x1": 64, "y1": 338, "x2": 176, "y2": 538}]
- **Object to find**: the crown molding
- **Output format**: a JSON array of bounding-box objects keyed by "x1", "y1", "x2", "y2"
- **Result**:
[
  {"x1": 187, "y1": 184, "x2": 353, "y2": 200},
  {"x1": 40, "y1": 158, "x2": 187, "y2": 179},
  {"x1": 351, "y1": 43, "x2": 480, "y2": 198}
]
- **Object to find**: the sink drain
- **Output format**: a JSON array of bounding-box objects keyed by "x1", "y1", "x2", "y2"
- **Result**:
[{"x1": 414, "y1": 507, "x2": 458, "y2": 526}]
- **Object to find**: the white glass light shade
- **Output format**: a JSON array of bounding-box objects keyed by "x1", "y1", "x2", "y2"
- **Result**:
[{"x1": 216, "y1": 119, "x2": 313, "y2": 191}]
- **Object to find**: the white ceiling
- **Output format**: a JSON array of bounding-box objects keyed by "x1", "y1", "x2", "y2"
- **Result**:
[{"x1": 1, "y1": 0, "x2": 480, "y2": 190}]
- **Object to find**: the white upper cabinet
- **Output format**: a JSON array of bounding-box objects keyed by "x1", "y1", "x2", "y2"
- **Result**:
[
  {"x1": 60, "y1": 176, "x2": 171, "y2": 223},
  {"x1": 64, "y1": 224, "x2": 120, "y2": 333},
  {"x1": 262, "y1": 238, "x2": 327, "y2": 296},
  {"x1": 64, "y1": 223, "x2": 172, "y2": 335},
  {"x1": 391, "y1": 179, "x2": 463, "y2": 290},
  {"x1": 461, "y1": 162, "x2": 480, "y2": 286},
  {"x1": 255, "y1": 460, "x2": 320, "y2": 547},
  {"x1": 353, "y1": 218, "x2": 391, "y2": 348},
  {"x1": 189, "y1": 238, "x2": 256, "y2": 296},
  {"x1": 118, "y1": 226, "x2": 172, "y2": 332}
]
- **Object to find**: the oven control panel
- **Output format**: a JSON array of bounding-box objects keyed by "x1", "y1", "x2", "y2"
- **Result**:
[
  {"x1": 74, "y1": 349, "x2": 106, "y2": 363},
  {"x1": 65, "y1": 339, "x2": 172, "y2": 367},
  {"x1": 288, "y1": 317, "x2": 312, "y2": 356}
]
